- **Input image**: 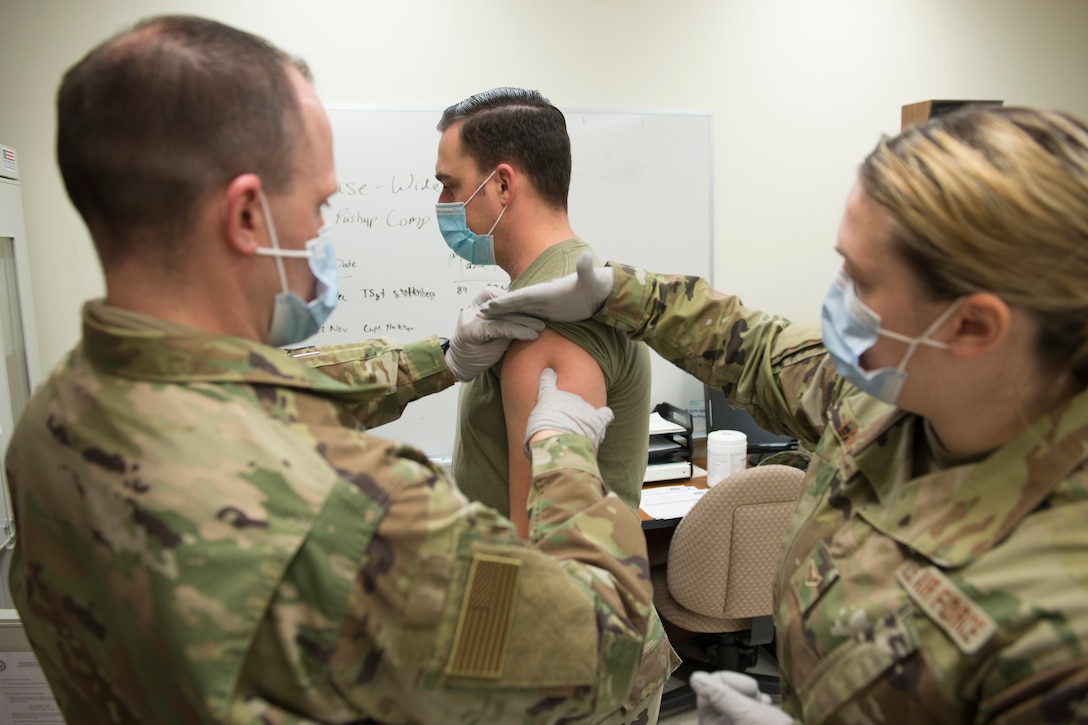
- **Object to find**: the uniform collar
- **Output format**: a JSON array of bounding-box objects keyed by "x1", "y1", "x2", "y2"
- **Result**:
[
  {"x1": 81, "y1": 300, "x2": 359, "y2": 394},
  {"x1": 846, "y1": 386, "x2": 1088, "y2": 566}
]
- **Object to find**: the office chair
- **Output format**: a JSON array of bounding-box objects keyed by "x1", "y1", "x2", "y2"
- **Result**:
[{"x1": 653, "y1": 464, "x2": 807, "y2": 716}]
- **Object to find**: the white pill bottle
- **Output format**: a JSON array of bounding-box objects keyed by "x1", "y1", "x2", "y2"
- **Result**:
[{"x1": 706, "y1": 430, "x2": 748, "y2": 486}]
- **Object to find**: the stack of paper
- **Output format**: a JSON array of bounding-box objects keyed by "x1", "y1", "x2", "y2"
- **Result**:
[
  {"x1": 639, "y1": 485, "x2": 707, "y2": 520},
  {"x1": 649, "y1": 411, "x2": 687, "y2": 435}
]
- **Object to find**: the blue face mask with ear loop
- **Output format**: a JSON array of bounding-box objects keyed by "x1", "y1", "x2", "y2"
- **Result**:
[
  {"x1": 435, "y1": 169, "x2": 506, "y2": 265},
  {"x1": 255, "y1": 191, "x2": 339, "y2": 348},
  {"x1": 820, "y1": 268, "x2": 962, "y2": 405}
]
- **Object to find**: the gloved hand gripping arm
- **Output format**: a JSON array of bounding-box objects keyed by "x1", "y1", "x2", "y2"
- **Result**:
[
  {"x1": 445, "y1": 287, "x2": 545, "y2": 382},
  {"x1": 481, "y1": 251, "x2": 613, "y2": 323},
  {"x1": 523, "y1": 368, "x2": 613, "y2": 456}
]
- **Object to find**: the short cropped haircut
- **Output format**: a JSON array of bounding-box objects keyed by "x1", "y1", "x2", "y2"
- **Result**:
[
  {"x1": 56, "y1": 15, "x2": 308, "y2": 264},
  {"x1": 438, "y1": 87, "x2": 571, "y2": 211},
  {"x1": 861, "y1": 105, "x2": 1088, "y2": 384}
]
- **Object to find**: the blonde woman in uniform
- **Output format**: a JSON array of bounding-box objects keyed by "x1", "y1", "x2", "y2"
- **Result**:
[{"x1": 484, "y1": 105, "x2": 1088, "y2": 724}]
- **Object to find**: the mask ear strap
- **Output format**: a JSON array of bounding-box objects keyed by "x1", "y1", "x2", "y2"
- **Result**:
[
  {"x1": 465, "y1": 169, "x2": 498, "y2": 205},
  {"x1": 486, "y1": 205, "x2": 508, "y2": 235},
  {"x1": 885, "y1": 298, "x2": 964, "y2": 372},
  {"x1": 256, "y1": 190, "x2": 290, "y2": 291}
]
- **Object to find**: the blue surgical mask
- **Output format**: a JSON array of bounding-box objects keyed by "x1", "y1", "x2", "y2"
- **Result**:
[
  {"x1": 435, "y1": 169, "x2": 506, "y2": 265},
  {"x1": 820, "y1": 269, "x2": 961, "y2": 405},
  {"x1": 256, "y1": 192, "x2": 338, "y2": 347}
]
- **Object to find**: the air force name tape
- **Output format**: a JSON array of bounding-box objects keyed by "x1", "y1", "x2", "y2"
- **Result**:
[{"x1": 897, "y1": 561, "x2": 996, "y2": 655}]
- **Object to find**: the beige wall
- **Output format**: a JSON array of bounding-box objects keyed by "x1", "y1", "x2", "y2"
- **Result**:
[{"x1": 2, "y1": 0, "x2": 1088, "y2": 374}]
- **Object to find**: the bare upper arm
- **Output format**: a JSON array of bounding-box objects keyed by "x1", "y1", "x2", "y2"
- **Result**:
[
  {"x1": 500, "y1": 329, "x2": 606, "y2": 536},
  {"x1": 501, "y1": 328, "x2": 607, "y2": 444}
]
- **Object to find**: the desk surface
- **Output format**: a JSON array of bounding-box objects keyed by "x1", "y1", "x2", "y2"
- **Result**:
[
  {"x1": 639, "y1": 458, "x2": 708, "y2": 530},
  {"x1": 640, "y1": 460, "x2": 707, "y2": 565}
]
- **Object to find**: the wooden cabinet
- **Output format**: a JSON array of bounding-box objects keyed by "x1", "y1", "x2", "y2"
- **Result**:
[{"x1": 901, "y1": 99, "x2": 1003, "y2": 130}]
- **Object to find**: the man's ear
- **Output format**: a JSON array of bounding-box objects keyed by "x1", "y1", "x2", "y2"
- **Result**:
[
  {"x1": 947, "y1": 292, "x2": 1011, "y2": 358},
  {"x1": 222, "y1": 173, "x2": 264, "y2": 254},
  {"x1": 495, "y1": 163, "x2": 516, "y2": 202}
]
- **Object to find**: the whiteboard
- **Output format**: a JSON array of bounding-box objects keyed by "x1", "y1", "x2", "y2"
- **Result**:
[{"x1": 312, "y1": 106, "x2": 713, "y2": 458}]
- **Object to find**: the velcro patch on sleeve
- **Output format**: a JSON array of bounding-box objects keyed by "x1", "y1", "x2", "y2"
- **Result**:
[
  {"x1": 445, "y1": 553, "x2": 522, "y2": 679},
  {"x1": 897, "y1": 561, "x2": 996, "y2": 655}
]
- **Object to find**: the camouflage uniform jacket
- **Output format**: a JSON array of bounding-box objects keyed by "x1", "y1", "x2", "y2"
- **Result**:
[
  {"x1": 597, "y1": 265, "x2": 1088, "y2": 723},
  {"x1": 5, "y1": 301, "x2": 656, "y2": 724}
]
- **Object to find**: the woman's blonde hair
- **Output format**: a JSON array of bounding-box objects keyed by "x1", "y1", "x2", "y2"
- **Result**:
[{"x1": 860, "y1": 106, "x2": 1088, "y2": 384}]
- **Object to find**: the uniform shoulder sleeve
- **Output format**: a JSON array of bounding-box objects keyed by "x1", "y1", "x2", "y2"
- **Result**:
[
  {"x1": 596, "y1": 263, "x2": 834, "y2": 445},
  {"x1": 291, "y1": 335, "x2": 455, "y2": 427},
  {"x1": 320, "y1": 431, "x2": 652, "y2": 723}
]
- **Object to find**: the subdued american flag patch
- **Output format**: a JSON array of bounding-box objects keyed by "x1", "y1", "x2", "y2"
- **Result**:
[{"x1": 446, "y1": 553, "x2": 521, "y2": 678}]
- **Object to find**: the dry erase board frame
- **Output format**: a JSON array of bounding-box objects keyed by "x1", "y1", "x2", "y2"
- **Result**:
[{"x1": 314, "y1": 106, "x2": 713, "y2": 458}]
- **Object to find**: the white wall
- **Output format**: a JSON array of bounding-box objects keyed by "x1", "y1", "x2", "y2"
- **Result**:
[{"x1": 2, "y1": 0, "x2": 1087, "y2": 374}]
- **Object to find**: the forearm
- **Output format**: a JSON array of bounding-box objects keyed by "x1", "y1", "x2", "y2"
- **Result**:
[
  {"x1": 526, "y1": 434, "x2": 651, "y2": 647},
  {"x1": 595, "y1": 263, "x2": 831, "y2": 444},
  {"x1": 594, "y1": 264, "x2": 786, "y2": 386},
  {"x1": 292, "y1": 335, "x2": 455, "y2": 427}
]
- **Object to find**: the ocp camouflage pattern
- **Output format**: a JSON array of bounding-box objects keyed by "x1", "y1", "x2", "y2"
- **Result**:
[
  {"x1": 597, "y1": 263, "x2": 1088, "y2": 723},
  {"x1": 5, "y1": 300, "x2": 661, "y2": 724}
]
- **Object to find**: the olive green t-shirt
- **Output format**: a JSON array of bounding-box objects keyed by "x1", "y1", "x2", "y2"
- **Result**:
[{"x1": 452, "y1": 239, "x2": 651, "y2": 515}]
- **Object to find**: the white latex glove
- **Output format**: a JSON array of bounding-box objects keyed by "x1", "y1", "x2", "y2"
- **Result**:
[
  {"x1": 523, "y1": 368, "x2": 614, "y2": 456},
  {"x1": 480, "y1": 250, "x2": 613, "y2": 323},
  {"x1": 689, "y1": 671, "x2": 792, "y2": 725},
  {"x1": 445, "y1": 288, "x2": 545, "y2": 382}
]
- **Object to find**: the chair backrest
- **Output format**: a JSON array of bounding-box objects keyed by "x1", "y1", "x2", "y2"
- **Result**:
[{"x1": 667, "y1": 464, "x2": 806, "y2": 620}]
